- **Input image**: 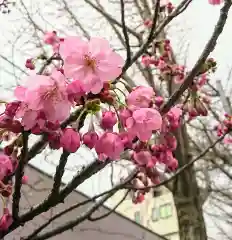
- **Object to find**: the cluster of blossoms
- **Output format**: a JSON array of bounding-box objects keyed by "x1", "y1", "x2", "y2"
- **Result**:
[
  {"x1": 0, "y1": 32, "x2": 184, "y2": 213},
  {"x1": 0, "y1": 0, "x2": 225, "y2": 228},
  {"x1": 142, "y1": 21, "x2": 216, "y2": 122},
  {"x1": 216, "y1": 113, "x2": 232, "y2": 144}
]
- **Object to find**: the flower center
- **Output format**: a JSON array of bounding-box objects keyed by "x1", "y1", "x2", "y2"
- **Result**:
[
  {"x1": 84, "y1": 55, "x2": 96, "y2": 70},
  {"x1": 42, "y1": 86, "x2": 60, "y2": 103}
]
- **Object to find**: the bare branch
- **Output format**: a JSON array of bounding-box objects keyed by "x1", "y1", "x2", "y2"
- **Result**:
[
  {"x1": 120, "y1": 0, "x2": 131, "y2": 65},
  {"x1": 12, "y1": 131, "x2": 29, "y2": 219},
  {"x1": 162, "y1": 0, "x2": 232, "y2": 113}
]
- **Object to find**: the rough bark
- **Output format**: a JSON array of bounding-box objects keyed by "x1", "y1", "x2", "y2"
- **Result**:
[{"x1": 171, "y1": 126, "x2": 207, "y2": 240}]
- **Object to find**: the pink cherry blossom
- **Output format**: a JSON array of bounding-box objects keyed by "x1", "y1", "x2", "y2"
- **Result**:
[
  {"x1": 127, "y1": 86, "x2": 154, "y2": 110},
  {"x1": 126, "y1": 108, "x2": 162, "y2": 141},
  {"x1": 119, "y1": 131, "x2": 134, "y2": 149},
  {"x1": 5, "y1": 101, "x2": 21, "y2": 118},
  {"x1": 166, "y1": 156, "x2": 178, "y2": 171},
  {"x1": 95, "y1": 132, "x2": 124, "y2": 160},
  {"x1": 167, "y1": 106, "x2": 182, "y2": 122},
  {"x1": 67, "y1": 80, "x2": 85, "y2": 102},
  {"x1": 208, "y1": 0, "x2": 222, "y2": 5},
  {"x1": 0, "y1": 154, "x2": 13, "y2": 181},
  {"x1": 101, "y1": 111, "x2": 117, "y2": 130},
  {"x1": 60, "y1": 37, "x2": 124, "y2": 94},
  {"x1": 133, "y1": 150, "x2": 155, "y2": 167},
  {"x1": 15, "y1": 103, "x2": 38, "y2": 130},
  {"x1": 119, "y1": 108, "x2": 132, "y2": 127},
  {"x1": 44, "y1": 31, "x2": 58, "y2": 45},
  {"x1": 60, "y1": 128, "x2": 81, "y2": 153},
  {"x1": 43, "y1": 31, "x2": 61, "y2": 52},
  {"x1": 15, "y1": 70, "x2": 71, "y2": 124},
  {"x1": 0, "y1": 208, "x2": 13, "y2": 231}
]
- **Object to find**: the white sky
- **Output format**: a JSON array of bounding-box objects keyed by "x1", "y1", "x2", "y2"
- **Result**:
[{"x1": 0, "y1": 0, "x2": 232, "y2": 239}]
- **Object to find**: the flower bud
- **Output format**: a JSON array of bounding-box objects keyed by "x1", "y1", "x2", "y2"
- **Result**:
[
  {"x1": 60, "y1": 128, "x2": 80, "y2": 153},
  {"x1": 101, "y1": 111, "x2": 117, "y2": 130},
  {"x1": 82, "y1": 131, "x2": 98, "y2": 149}
]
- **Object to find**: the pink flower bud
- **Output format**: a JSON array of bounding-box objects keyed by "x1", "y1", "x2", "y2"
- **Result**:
[
  {"x1": 133, "y1": 150, "x2": 153, "y2": 167},
  {"x1": 3, "y1": 145, "x2": 13, "y2": 156},
  {"x1": 143, "y1": 19, "x2": 153, "y2": 28},
  {"x1": 141, "y1": 55, "x2": 151, "y2": 67},
  {"x1": 25, "y1": 58, "x2": 35, "y2": 70},
  {"x1": 10, "y1": 120, "x2": 22, "y2": 133},
  {"x1": 154, "y1": 96, "x2": 164, "y2": 107},
  {"x1": 132, "y1": 193, "x2": 145, "y2": 204},
  {"x1": 101, "y1": 111, "x2": 117, "y2": 130},
  {"x1": 167, "y1": 157, "x2": 178, "y2": 171},
  {"x1": 208, "y1": 0, "x2": 223, "y2": 5},
  {"x1": 5, "y1": 101, "x2": 21, "y2": 118},
  {"x1": 22, "y1": 175, "x2": 29, "y2": 184},
  {"x1": 0, "y1": 115, "x2": 12, "y2": 129},
  {"x1": 82, "y1": 131, "x2": 99, "y2": 149},
  {"x1": 95, "y1": 132, "x2": 124, "y2": 160},
  {"x1": 0, "y1": 154, "x2": 13, "y2": 181},
  {"x1": 0, "y1": 208, "x2": 13, "y2": 231},
  {"x1": 60, "y1": 128, "x2": 81, "y2": 153},
  {"x1": 43, "y1": 31, "x2": 58, "y2": 45}
]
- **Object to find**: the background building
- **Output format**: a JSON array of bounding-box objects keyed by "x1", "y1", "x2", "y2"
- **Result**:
[
  {"x1": 106, "y1": 188, "x2": 180, "y2": 240},
  {"x1": 6, "y1": 165, "x2": 166, "y2": 240}
]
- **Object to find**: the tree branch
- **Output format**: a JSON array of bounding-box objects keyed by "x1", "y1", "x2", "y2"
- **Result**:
[
  {"x1": 162, "y1": 0, "x2": 232, "y2": 113},
  {"x1": 31, "y1": 191, "x2": 116, "y2": 240},
  {"x1": 120, "y1": 0, "x2": 131, "y2": 65},
  {"x1": 50, "y1": 151, "x2": 70, "y2": 196},
  {"x1": 88, "y1": 190, "x2": 130, "y2": 221},
  {"x1": 23, "y1": 173, "x2": 136, "y2": 240},
  {"x1": 12, "y1": 131, "x2": 29, "y2": 219}
]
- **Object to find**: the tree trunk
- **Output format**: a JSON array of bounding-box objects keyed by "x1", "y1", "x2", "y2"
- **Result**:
[
  {"x1": 171, "y1": 126, "x2": 208, "y2": 240},
  {"x1": 173, "y1": 183, "x2": 207, "y2": 240}
]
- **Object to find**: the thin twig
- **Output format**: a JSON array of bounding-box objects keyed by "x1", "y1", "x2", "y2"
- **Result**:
[
  {"x1": 126, "y1": 133, "x2": 227, "y2": 191},
  {"x1": 88, "y1": 190, "x2": 130, "y2": 221},
  {"x1": 161, "y1": 0, "x2": 232, "y2": 114},
  {"x1": 23, "y1": 173, "x2": 136, "y2": 240},
  {"x1": 120, "y1": 0, "x2": 131, "y2": 65}
]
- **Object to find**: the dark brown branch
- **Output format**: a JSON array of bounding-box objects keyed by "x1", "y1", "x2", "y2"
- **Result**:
[
  {"x1": 51, "y1": 151, "x2": 70, "y2": 196},
  {"x1": 29, "y1": 171, "x2": 137, "y2": 240},
  {"x1": 120, "y1": 0, "x2": 131, "y2": 65},
  {"x1": 12, "y1": 131, "x2": 29, "y2": 219},
  {"x1": 62, "y1": 0, "x2": 90, "y2": 39},
  {"x1": 84, "y1": 0, "x2": 141, "y2": 39},
  {"x1": 113, "y1": 0, "x2": 192, "y2": 81},
  {"x1": 161, "y1": 0, "x2": 232, "y2": 114},
  {"x1": 24, "y1": 173, "x2": 136, "y2": 239},
  {"x1": 88, "y1": 190, "x2": 129, "y2": 221},
  {"x1": 31, "y1": 191, "x2": 116, "y2": 240},
  {"x1": 2, "y1": 160, "x2": 110, "y2": 237},
  {"x1": 121, "y1": 0, "x2": 160, "y2": 72}
]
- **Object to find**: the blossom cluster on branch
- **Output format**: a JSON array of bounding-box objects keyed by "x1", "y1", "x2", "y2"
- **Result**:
[{"x1": 0, "y1": 0, "x2": 226, "y2": 231}]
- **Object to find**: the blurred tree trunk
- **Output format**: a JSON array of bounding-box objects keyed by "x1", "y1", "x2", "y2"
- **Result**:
[{"x1": 171, "y1": 125, "x2": 207, "y2": 240}]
